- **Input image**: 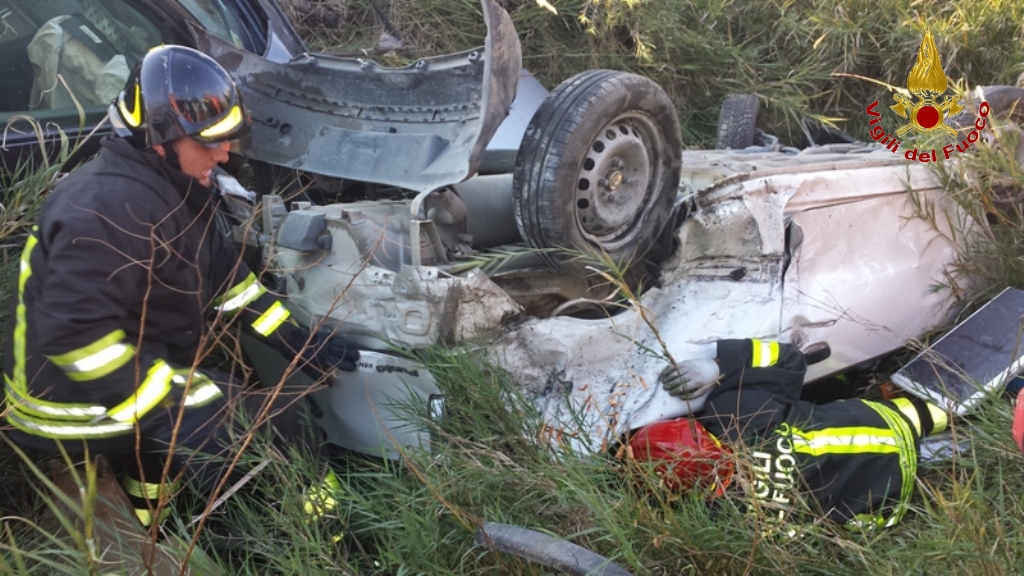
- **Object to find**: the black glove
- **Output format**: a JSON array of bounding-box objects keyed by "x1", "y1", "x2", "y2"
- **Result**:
[{"x1": 283, "y1": 327, "x2": 361, "y2": 375}]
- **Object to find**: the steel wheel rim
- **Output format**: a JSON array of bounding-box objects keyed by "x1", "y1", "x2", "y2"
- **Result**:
[{"x1": 573, "y1": 112, "x2": 666, "y2": 250}]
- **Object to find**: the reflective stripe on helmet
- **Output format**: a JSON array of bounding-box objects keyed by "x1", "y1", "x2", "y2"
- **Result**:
[
  {"x1": 48, "y1": 329, "x2": 135, "y2": 382},
  {"x1": 198, "y1": 105, "x2": 244, "y2": 139},
  {"x1": 252, "y1": 301, "x2": 290, "y2": 337},
  {"x1": 124, "y1": 45, "x2": 250, "y2": 147},
  {"x1": 118, "y1": 84, "x2": 142, "y2": 128},
  {"x1": 106, "y1": 361, "x2": 174, "y2": 423},
  {"x1": 213, "y1": 273, "x2": 265, "y2": 314}
]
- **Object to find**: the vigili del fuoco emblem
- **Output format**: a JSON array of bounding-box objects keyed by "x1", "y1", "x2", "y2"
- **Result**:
[{"x1": 890, "y1": 29, "x2": 963, "y2": 137}]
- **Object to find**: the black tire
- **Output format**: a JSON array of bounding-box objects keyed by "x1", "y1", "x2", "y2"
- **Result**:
[
  {"x1": 512, "y1": 70, "x2": 681, "y2": 272},
  {"x1": 715, "y1": 93, "x2": 760, "y2": 149}
]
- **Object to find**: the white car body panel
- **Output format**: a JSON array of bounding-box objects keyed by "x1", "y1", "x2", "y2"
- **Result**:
[
  {"x1": 483, "y1": 148, "x2": 958, "y2": 450},
  {"x1": 263, "y1": 145, "x2": 960, "y2": 454}
]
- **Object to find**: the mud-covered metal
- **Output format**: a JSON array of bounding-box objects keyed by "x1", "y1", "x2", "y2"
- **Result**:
[
  {"x1": 273, "y1": 201, "x2": 523, "y2": 350},
  {"x1": 193, "y1": 0, "x2": 521, "y2": 193}
]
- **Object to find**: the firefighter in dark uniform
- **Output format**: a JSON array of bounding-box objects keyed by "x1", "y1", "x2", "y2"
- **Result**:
[
  {"x1": 630, "y1": 339, "x2": 948, "y2": 528},
  {"x1": 2, "y1": 46, "x2": 356, "y2": 527}
]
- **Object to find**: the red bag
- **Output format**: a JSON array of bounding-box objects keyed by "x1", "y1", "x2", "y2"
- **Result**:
[
  {"x1": 1012, "y1": 388, "x2": 1024, "y2": 453},
  {"x1": 628, "y1": 418, "x2": 734, "y2": 495}
]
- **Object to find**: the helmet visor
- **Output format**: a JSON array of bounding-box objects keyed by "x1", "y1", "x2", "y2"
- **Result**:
[{"x1": 165, "y1": 60, "x2": 251, "y2": 144}]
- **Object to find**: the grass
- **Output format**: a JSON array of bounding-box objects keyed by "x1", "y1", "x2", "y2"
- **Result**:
[
  {"x1": 5, "y1": 0, "x2": 1024, "y2": 573},
  {"x1": 230, "y1": 357, "x2": 1024, "y2": 574},
  {"x1": 10, "y1": 348, "x2": 1023, "y2": 574},
  {"x1": 0, "y1": 115, "x2": 82, "y2": 525},
  {"x1": 913, "y1": 116, "x2": 1024, "y2": 314}
]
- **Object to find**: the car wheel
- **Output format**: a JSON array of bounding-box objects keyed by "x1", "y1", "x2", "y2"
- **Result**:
[
  {"x1": 715, "y1": 93, "x2": 760, "y2": 149},
  {"x1": 512, "y1": 70, "x2": 682, "y2": 273}
]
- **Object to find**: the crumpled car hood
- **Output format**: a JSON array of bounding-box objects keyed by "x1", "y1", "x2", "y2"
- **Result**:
[{"x1": 193, "y1": 0, "x2": 521, "y2": 193}]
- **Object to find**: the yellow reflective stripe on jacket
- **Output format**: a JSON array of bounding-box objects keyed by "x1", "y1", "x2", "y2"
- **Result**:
[
  {"x1": 862, "y1": 400, "x2": 917, "y2": 527},
  {"x1": 252, "y1": 301, "x2": 290, "y2": 336},
  {"x1": 213, "y1": 272, "x2": 265, "y2": 314},
  {"x1": 123, "y1": 476, "x2": 179, "y2": 500},
  {"x1": 11, "y1": 230, "x2": 38, "y2": 398},
  {"x1": 791, "y1": 404, "x2": 917, "y2": 528},
  {"x1": 304, "y1": 469, "x2": 342, "y2": 519},
  {"x1": 171, "y1": 370, "x2": 224, "y2": 408},
  {"x1": 124, "y1": 478, "x2": 162, "y2": 499},
  {"x1": 5, "y1": 364, "x2": 218, "y2": 440},
  {"x1": 133, "y1": 506, "x2": 171, "y2": 528},
  {"x1": 750, "y1": 339, "x2": 780, "y2": 368},
  {"x1": 6, "y1": 409, "x2": 134, "y2": 438},
  {"x1": 183, "y1": 382, "x2": 222, "y2": 407},
  {"x1": 890, "y1": 397, "x2": 949, "y2": 436},
  {"x1": 850, "y1": 512, "x2": 889, "y2": 531},
  {"x1": 4, "y1": 380, "x2": 106, "y2": 421},
  {"x1": 106, "y1": 361, "x2": 174, "y2": 423},
  {"x1": 48, "y1": 329, "x2": 135, "y2": 382},
  {"x1": 790, "y1": 426, "x2": 901, "y2": 457}
]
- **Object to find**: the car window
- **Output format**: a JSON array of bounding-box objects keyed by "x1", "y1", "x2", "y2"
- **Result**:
[
  {"x1": 177, "y1": 0, "x2": 262, "y2": 53},
  {"x1": 0, "y1": 0, "x2": 160, "y2": 130}
]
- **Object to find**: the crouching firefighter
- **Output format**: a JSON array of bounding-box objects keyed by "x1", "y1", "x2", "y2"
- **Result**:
[
  {"x1": 2, "y1": 45, "x2": 356, "y2": 530},
  {"x1": 628, "y1": 339, "x2": 948, "y2": 529}
]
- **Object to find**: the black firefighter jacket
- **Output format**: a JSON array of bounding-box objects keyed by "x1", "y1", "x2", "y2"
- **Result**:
[
  {"x1": 4, "y1": 137, "x2": 293, "y2": 448},
  {"x1": 699, "y1": 339, "x2": 923, "y2": 528}
]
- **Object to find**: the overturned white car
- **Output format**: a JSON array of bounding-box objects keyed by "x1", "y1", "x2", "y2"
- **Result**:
[
  {"x1": 212, "y1": 0, "x2": 958, "y2": 457},
  {"x1": 241, "y1": 144, "x2": 957, "y2": 457}
]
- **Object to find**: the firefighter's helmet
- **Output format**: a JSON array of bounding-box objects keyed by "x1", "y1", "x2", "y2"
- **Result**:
[
  {"x1": 628, "y1": 418, "x2": 733, "y2": 495},
  {"x1": 110, "y1": 45, "x2": 250, "y2": 147}
]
